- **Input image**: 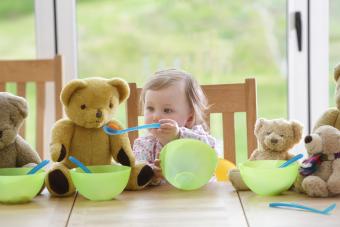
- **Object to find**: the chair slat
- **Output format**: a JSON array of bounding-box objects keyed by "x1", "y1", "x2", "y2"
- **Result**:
[
  {"x1": 17, "y1": 82, "x2": 26, "y2": 138},
  {"x1": 245, "y1": 79, "x2": 257, "y2": 157},
  {"x1": 36, "y1": 82, "x2": 46, "y2": 159},
  {"x1": 0, "y1": 83, "x2": 5, "y2": 91},
  {"x1": 223, "y1": 112, "x2": 235, "y2": 163},
  {"x1": 54, "y1": 55, "x2": 63, "y2": 120},
  {"x1": 127, "y1": 83, "x2": 139, "y2": 144}
]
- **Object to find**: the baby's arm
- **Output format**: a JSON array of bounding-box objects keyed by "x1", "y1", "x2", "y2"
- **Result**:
[{"x1": 179, "y1": 125, "x2": 216, "y2": 148}]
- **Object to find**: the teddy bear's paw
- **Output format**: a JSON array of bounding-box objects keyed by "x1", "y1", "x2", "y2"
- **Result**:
[
  {"x1": 50, "y1": 143, "x2": 67, "y2": 162},
  {"x1": 126, "y1": 164, "x2": 154, "y2": 190},
  {"x1": 229, "y1": 168, "x2": 249, "y2": 191},
  {"x1": 45, "y1": 165, "x2": 75, "y2": 197},
  {"x1": 302, "y1": 176, "x2": 328, "y2": 197},
  {"x1": 327, "y1": 176, "x2": 340, "y2": 195},
  {"x1": 137, "y1": 165, "x2": 154, "y2": 187}
]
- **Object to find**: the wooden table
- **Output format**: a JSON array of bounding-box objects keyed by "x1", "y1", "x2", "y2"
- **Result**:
[{"x1": 1, "y1": 182, "x2": 340, "y2": 227}]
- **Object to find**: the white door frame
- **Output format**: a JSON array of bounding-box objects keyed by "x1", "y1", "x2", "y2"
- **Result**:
[
  {"x1": 35, "y1": 0, "x2": 77, "y2": 157},
  {"x1": 288, "y1": 0, "x2": 328, "y2": 153}
]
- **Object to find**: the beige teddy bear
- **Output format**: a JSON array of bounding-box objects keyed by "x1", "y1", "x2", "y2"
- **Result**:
[
  {"x1": 45, "y1": 77, "x2": 154, "y2": 196},
  {"x1": 0, "y1": 92, "x2": 41, "y2": 168},
  {"x1": 313, "y1": 64, "x2": 340, "y2": 130},
  {"x1": 297, "y1": 125, "x2": 340, "y2": 197},
  {"x1": 229, "y1": 118, "x2": 303, "y2": 190}
]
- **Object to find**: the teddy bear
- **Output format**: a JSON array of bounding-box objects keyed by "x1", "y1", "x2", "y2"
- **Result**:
[
  {"x1": 0, "y1": 92, "x2": 41, "y2": 167},
  {"x1": 313, "y1": 64, "x2": 340, "y2": 131},
  {"x1": 45, "y1": 77, "x2": 154, "y2": 196},
  {"x1": 296, "y1": 125, "x2": 340, "y2": 197},
  {"x1": 229, "y1": 118, "x2": 303, "y2": 190}
]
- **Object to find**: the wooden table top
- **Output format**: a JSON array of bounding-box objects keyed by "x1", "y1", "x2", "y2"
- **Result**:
[{"x1": 1, "y1": 182, "x2": 339, "y2": 227}]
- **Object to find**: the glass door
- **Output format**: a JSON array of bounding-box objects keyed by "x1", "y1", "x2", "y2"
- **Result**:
[{"x1": 76, "y1": 0, "x2": 288, "y2": 163}]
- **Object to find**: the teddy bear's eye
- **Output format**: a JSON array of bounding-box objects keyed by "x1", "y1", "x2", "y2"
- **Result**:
[
  {"x1": 266, "y1": 131, "x2": 271, "y2": 135},
  {"x1": 109, "y1": 102, "x2": 113, "y2": 108},
  {"x1": 80, "y1": 104, "x2": 86, "y2": 110},
  {"x1": 280, "y1": 134, "x2": 284, "y2": 137}
]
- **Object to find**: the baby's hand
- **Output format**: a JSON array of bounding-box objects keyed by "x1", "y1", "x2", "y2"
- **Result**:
[{"x1": 155, "y1": 119, "x2": 180, "y2": 146}]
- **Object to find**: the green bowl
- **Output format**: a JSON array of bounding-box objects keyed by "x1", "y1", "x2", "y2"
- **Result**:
[
  {"x1": 70, "y1": 165, "x2": 131, "y2": 201},
  {"x1": 0, "y1": 167, "x2": 46, "y2": 204},
  {"x1": 160, "y1": 139, "x2": 218, "y2": 190},
  {"x1": 239, "y1": 160, "x2": 299, "y2": 196}
]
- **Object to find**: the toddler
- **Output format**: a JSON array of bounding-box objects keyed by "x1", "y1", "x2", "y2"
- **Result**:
[{"x1": 133, "y1": 69, "x2": 216, "y2": 184}]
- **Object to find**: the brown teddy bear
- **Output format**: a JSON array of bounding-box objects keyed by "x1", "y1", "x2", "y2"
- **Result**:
[
  {"x1": 45, "y1": 77, "x2": 154, "y2": 196},
  {"x1": 313, "y1": 64, "x2": 340, "y2": 130},
  {"x1": 296, "y1": 125, "x2": 340, "y2": 197},
  {"x1": 0, "y1": 92, "x2": 41, "y2": 167},
  {"x1": 229, "y1": 118, "x2": 303, "y2": 190}
]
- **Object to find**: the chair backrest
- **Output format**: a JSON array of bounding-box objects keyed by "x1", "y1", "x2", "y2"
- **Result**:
[
  {"x1": 126, "y1": 78, "x2": 257, "y2": 163},
  {"x1": 0, "y1": 55, "x2": 63, "y2": 159}
]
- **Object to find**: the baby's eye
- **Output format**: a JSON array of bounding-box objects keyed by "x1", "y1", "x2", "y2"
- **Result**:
[
  {"x1": 80, "y1": 104, "x2": 86, "y2": 110},
  {"x1": 146, "y1": 106, "x2": 154, "y2": 112},
  {"x1": 164, "y1": 108, "x2": 173, "y2": 114}
]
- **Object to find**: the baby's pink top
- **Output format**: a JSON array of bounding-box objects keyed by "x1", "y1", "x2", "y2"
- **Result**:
[{"x1": 133, "y1": 125, "x2": 216, "y2": 166}]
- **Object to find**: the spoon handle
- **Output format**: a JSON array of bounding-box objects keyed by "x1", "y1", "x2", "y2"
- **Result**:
[
  {"x1": 69, "y1": 156, "x2": 91, "y2": 173},
  {"x1": 279, "y1": 153, "x2": 304, "y2": 168},
  {"x1": 104, "y1": 123, "x2": 161, "y2": 135},
  {"x1": 269, "y1": 202, "x2": 335, "y2": 215},
  {"x1": 27, "y1": 160, "x2": 50, "y2": 175}
]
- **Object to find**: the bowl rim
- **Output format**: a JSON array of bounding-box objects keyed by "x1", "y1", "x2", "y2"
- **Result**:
[
  {"x1": 0, "y1": 167, "x2": 46, "y2": 177},
  {"x1": 70, "y1": 164, "x2": 131, "y2": 176}
]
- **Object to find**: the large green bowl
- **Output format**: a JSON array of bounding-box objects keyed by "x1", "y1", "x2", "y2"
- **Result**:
[
  {"x1": 160, "y1": 139, "x2": 218, "y2": 190},
  {"x1": 0, "y1": 167, "x2": 46, "y2": 204},
  {"x1": 239, "y1": 160, "x2": 299, "y2": 196},
  {"x1": 70, "y1": 165, "x2": 131, "y2": 201}
]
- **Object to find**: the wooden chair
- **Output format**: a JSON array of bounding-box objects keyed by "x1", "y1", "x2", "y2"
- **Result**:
[
  {"x1": 126, "y1": 78, "x2": 257, "y2": 163},
  {"x1": 0, "y1": 55, "x2": 63, "y2": 158}
]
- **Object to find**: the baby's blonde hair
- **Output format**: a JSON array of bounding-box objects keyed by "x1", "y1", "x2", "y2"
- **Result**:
[{"x1": 140, "y1": 69, "x2": 209, "y2": 129}]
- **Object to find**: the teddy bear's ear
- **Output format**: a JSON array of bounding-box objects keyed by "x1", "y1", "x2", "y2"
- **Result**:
[
  {"x1": 291, "y1": 120, "x2": 303, "y2": 143},
  {"x1": 254, "y1": 118, "x2": 266, "y2": 135},
  {"x1": 334, "y1": 64, "x2": 340, "y2": 82},
  {"x1": 61, "y1": 79, "x2": 87, "y2": 106},
  {"x1": 6, "y1": 92, "x2": 28, "y2": 119},
  {"x1": 108, "y1": 78, "x2": 130, "y2": 103}
]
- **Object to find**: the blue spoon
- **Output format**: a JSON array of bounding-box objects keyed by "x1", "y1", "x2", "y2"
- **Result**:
[
  {"x1": 103, "y1": 123, "x2": 161, "y2": 135},
  {"x1": 279, "y1": 153, "x2": 304, "y2": 168},
  {"x1": 68, "y1": 156, "x2": 91, "y2": 173},
  {"x1": 27, "y1": 160, "x2": 50, "y2": 175},
  {"x1": 269, "y1": 202, "x2": 336, "y2": 215}
]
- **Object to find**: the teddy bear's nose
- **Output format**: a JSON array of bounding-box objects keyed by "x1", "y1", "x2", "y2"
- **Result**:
[
  {"x1": 304, "y1": 135, "x2": 313, "y2": 144},
  {"x1": 271, "y1": 138, "x2": 278, "y2": 144},
  {"x1": 96, "y1": 110, "x2": 102, "y2": 118}
]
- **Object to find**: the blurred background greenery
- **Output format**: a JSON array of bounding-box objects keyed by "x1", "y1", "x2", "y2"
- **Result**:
[{"x1": 0, "y1": 0, "x2": 339, "y2": 163}]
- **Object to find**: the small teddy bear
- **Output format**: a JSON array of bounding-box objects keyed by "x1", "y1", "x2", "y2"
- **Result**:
[
  {"x1": 229, "y1": 118, "x2": 303, "y2": 190},
  {"x1": 45, "y1": 77, "x2": 154, "y2": 197},
  {"x1": 298, "y1": 125, "x2": 340, "y2": 197},
  {"x1": 0, "y1": 92, "x2": 41, "y2": 167}
]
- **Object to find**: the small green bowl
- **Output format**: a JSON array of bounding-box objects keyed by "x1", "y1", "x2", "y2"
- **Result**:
[
  {"x1": 239, "y1": 160, "x2": 299, "y2": 196},
  {"x1": 160, "y1": 139, "x2": 217, "y2": 190},
  {"x1": 0, "y1": 167, "x2": 46, "y2": 204},
  {"x1": 70, "y1": 165, "x2": 131, "y2": 201}
]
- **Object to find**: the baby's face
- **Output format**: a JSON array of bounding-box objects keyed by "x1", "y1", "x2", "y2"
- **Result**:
[{"x1": 144, "y1": 81, "x2": 192, "y2": 127}]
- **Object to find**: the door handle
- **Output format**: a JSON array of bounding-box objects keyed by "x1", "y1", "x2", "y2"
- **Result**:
[{"x1": 294, "y1": 11, "x2": 302, "y2": 51}]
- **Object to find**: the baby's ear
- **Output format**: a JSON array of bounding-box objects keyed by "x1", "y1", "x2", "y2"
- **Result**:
[
  {"x1": 6, "y1": 93, "x2": 28, "y2": 119},
  {"x1": 61, "y1": 79, "x2": 87, "y2": 106},
  {"x1": 291, "y1": 120, "x2": 303, "y2": 143},
  {"x1": 254, "y1": 118, "x2": 265, "y2": 136},
  {"x1": 108, "y1": 78, "x2": 130, "y2": 103}
]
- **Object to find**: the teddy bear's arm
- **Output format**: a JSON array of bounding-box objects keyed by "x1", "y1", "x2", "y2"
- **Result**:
[
  {"x1": 15, "y1": 136, "x2": 41, "y2": 167},
  {"x1": 313, "y1": 108, "x2": 340, "y2": 131},
  {"x1": 50, "y1": 119, "x2": 75, "y2": 162},
  {"x1": 108, "y1": 120, "x2": 136, "y2": 167}
]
